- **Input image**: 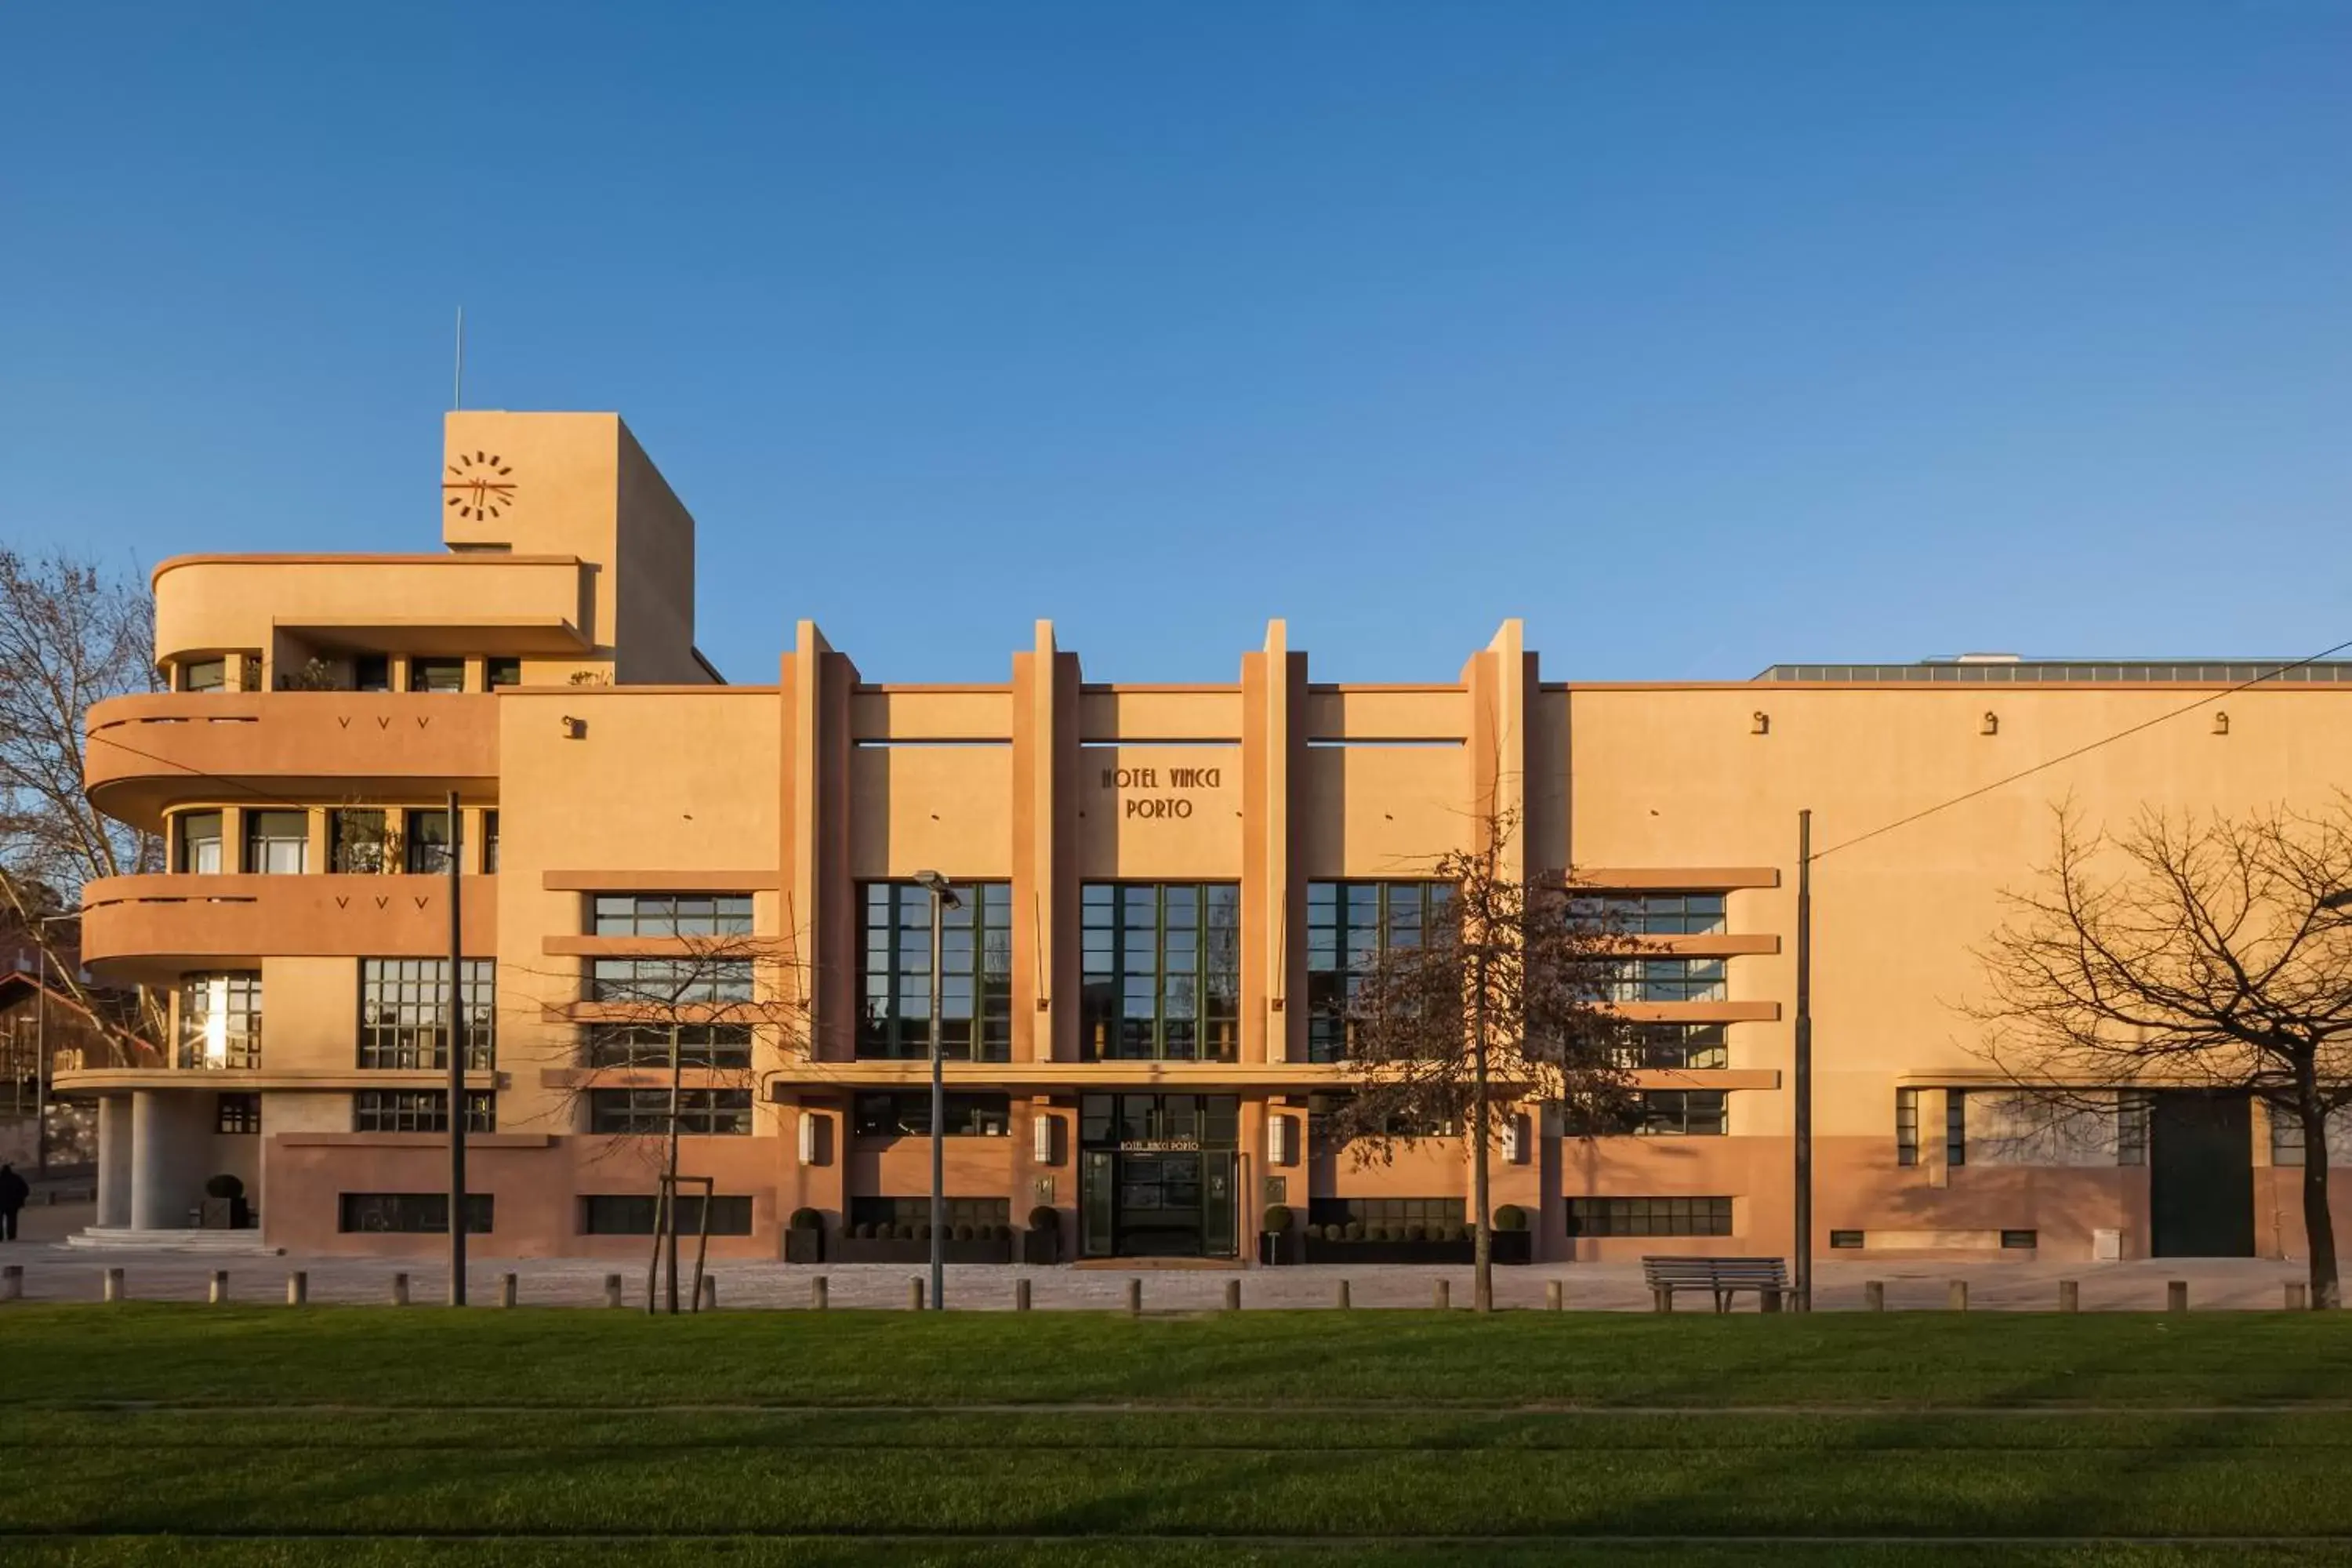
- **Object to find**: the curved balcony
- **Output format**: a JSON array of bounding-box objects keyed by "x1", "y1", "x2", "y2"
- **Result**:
[
  {"x1": 85, "y1": 692, "x2": 498, "y2": 830},
  {"x1": 78, "y1": 873, "x2": 498, "y2": 986}
]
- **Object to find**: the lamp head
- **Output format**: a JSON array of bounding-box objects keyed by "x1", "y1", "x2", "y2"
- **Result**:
[{"x1": 912, "y1": 869, "x2": 962, "y2": 909}]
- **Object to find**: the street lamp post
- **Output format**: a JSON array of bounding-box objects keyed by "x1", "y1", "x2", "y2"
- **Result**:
[{"x1": 913, "y1": 871, "x2": 961, "y2": 1312}]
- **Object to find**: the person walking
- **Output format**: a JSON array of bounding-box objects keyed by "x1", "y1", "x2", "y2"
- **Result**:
[{"x1": 0, "y1": 1163, "x2": 27, "y2": 1242}]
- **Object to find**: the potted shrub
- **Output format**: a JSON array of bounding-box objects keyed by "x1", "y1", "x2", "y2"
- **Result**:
[
  {"x1": 784, "y1": 1207, "x2": 824, "y2": 1264},
  {"x1": 1491, "y1": 1203, "x2": 1534, "y2": 1265},
  {"x1": 1022, "y1": 1204, "x2": 1061, "y2": 1265},
  {"x1": 1258, "y1": 1203, "x2": 1295, "y2": 1265},
  {"x1": 200, "y1": 1174, "x2": 250, "y2": 1231}
]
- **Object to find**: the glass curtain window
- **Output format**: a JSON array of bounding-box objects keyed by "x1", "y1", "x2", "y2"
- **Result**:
[
  {"x1": 1079, "y1": 884, "x2": 1240, "y2": 1062},
  {"x1": 353, "y1": 1089, "x2": 495, "y2": 1134},
  {"x1": 1305, "y1": 881, "x2": 1447, "y2": 1064},
  {"x1": 1632, "y1": 1091, "x2": 1729, "y2": 1136},
  {"x1": 592, "y1": 894, "x2": 753, "y2": 936},
  {"x1": 330, "y1": 810, "x2": 387, "y2": 873},
  {"x1": 176, "y1": 811, "x2": 223, "y2": 874},
  {"x1": 1575, "y1": 892, "x2": 1727, "y2": 935},
  {"x1": 857, "y1": 882, "x2": 1011, "y2": 1061},
  {"x1": 587, "y1": 957, "x2": 753, "y2": 1005},
  {"x1": 405, "y1": 809, "x2": 454, "y2": 874},
  {"x1": 244, "y1": 811, "x2": 308, "y2": 874},
  {"x1": 177, "y1": 972, "x2": 261, "y2": 1069},
  {"x1": 1606, "y1": 958, "x2": 1728, "y2": 1003},
  {"x1": 357, "y1": 959, "x2": 495, "y2": 1069},
  {"x1": 584, "y1": 1023, "x2": 753, "y2": 1069},
  {"x1": 588, "y1": 1088, "x2": 753, "y2": 1135},
  {"x1": 1615, "y1": 1023, "x2": 1729, "y2": 1069}
]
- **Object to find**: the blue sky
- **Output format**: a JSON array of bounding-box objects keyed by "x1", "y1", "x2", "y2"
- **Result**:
[{"x1": 4, "y1": 2, "x2": 2347, "y2": 684}]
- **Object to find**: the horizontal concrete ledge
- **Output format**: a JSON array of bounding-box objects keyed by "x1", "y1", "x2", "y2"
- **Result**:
[
  {"x1": 56, "y1": 1069, "x2": 503, "y2": 1094},
  {"x1": 542, "y1": 870, "x2": 782, "y2": 893},
  {"x1": 276, "y1": 1132, "x2": 554, "y2": 1149},
  {"x1": 1580, "y1": 867, "x2": 1782, "y2": 891}
]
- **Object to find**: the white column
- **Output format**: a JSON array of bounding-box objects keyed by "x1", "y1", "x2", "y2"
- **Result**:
[
  {"x1": 129, "y1": 1091, "x2": 209, "y2": 1230},
  {"x1": 96, "y1": 1094, "x2": 134, "y2": 1228}
]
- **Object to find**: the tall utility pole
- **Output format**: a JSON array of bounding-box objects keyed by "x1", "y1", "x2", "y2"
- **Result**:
[
  {"x1": 446, "y1": 791, "x2": 468, "y2": 1307},
  {"x1": 1793, "y1": 809, "x2": 1813, "y2": 1312}
]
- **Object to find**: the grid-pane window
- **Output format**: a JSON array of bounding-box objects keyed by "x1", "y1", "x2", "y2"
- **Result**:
[
  {"x1": 588, "y1": 957, "x2": 753, "y2": 1005},
  {"x1": 2267, "y1": 1104, "x2": 2352, "y2": 1167},
  {"x1": 215, "y1": 1093, "x2": 261, "y2": 1134},
  {"x1": 408, "y1": 657, "x2": 465, "y2": 693},
  {"x1": 483, "y1": 811, "x2": 499, "y2": 873},
  {"x1": 1306, "y1": 881, "x2": 1450, "y2": 1065},
  {"x1": 1080, "y1": 883, "x2": 1240, "y2": 1062},
  {"x1": 583, "y1": 1023, "x2": 752, "y2": 1069},
  {"x1": 2117, "y1": 1091, "x2": 2151, "y2": 1167},
  {"x1": 358, "y1": 959, "x2": 495, "y2": 1069},
  {"x1": 1947, "y1": 1091, "x2": 1968, "y2": 1167},
  {"x1": 1305, "y1": 1196, "x2": 1465, "y2": 1228},
  {"x1": 1078, "y1": 1094, "x2": 1241, "y2": 1149},
  {"x1": 244, "y1": 811, "x2": 308, "y2": 874},
  {"x1": 579, "y1": 1195, "x2": 753, "y2": 1235},
  {"x1": 1576, "y1": 892, "x2": 1727, "y2": 935},
  {"x1": 1614, "y1": 1023, "x2": 1729, "y2": 1070},
  {"x1": 405, "y1": 809, "x2": 455, "y2": 875},
  {"x1": 353, "y1": 1089, "x2": 495, "y2": 1134},
  {"x1": 177, "y1": 972, "x2": 261, "y2": 1069},
  {"x1": 338, "y1": 1193, "x2": 492, "y2": 1233},
  {"x1": 1896, "y1": 1088, "x2": 1919, "y2": 1167},
  {"x1": 1632, "y1": 1091, "x2": 1728, "y2": 1136},
  {"x1": 1565, "y1": 1196, "x2": 1733, "y2": 1237},
  {"x1": 1606, "y1": 958, "x2": 1728, "y2": 1003},
  {"x1": 330, "y1": 810, "x2": 387, "y2": 873},
  {"x1": 588, "y1": 1088, "x2": 753, "y2": 1135},
  {"x1": 180, "y1": 658, "x2": 226, "y2": 693},
  {"x1": 591, "y1": 894, "x2": 754, "y2": 937},
  {"x1": 176, "y1": 811, "x2": 223, "y2": 874},
  {"x1": 856, "y1": 883, "x2": 1011, "y2": 1062},
  {"x1": 852, "y1": 1092, "x2": 1011, "y2": 1138},
  {"x1": 848, "y1": 1196, "x2": 1010, "y2": 1230}
]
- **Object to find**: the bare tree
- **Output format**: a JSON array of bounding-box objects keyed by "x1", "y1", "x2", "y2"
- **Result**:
[
  {"x1": 1330, "y1": 808, "x2": 1639, "y2": 1312},
  {"x1": 544, "y1": 931, "x2": 811, "y2": 1314},
  {"x1": 1975, "y1": 803, "x2": 2352, "y2": 1308},
  {"x1": 0, "y1": 548, "x2": 165, "y2": 1055}
]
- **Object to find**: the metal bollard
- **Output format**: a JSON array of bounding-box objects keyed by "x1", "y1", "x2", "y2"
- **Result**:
[
  {"x1": 1546, "y1": 1279, "x2": 1563, "y2": 1312},
  {"x1": 1, "y1": 1265, "x2": 20, "y2": 1302},
  {"x1": 1335, "y1": 1279, "x2": 1351, "y2": 1310},
  {"x1": 602, "y1": 1273, "x2": 622, "y2": 1308},
  {"x1": 909, "y1": 1277, "x2": 924, "y2": 1311},
  {"x1": 697, "y1": 1276, "x2": 717, "y2": 1312},
  {"x1": 499, "y1": 1273, "x2": 518, "y2": 1308},
  {"x1": 2059, "y1": 1279, "x2": 2079, "y2": 1312},
  {"x1": 209, "y1": 1271, "x2": 229, "y2": 1305},
  {"x1": 1435, "y1": 1279, "x2": 1451, "y2": 1310},
  {"x1": 811, "y1": 1275, "x2": 829, "y2": 1311},
  {"x1": 1947, "y1": 1279, "x2": 1967, "y2": 1312},
  {"x1": 1224, "y1": 1279, "x2": 1241, "y2": 1312},
  {"x1": 1015, "y1": 1279, "x2": 1032, "y2": 1312},
  {"x1": 391, "y1": 1272, "x2": 410, "y2": 1307},
  {"x1": 1125, "y1": 1277, "x2": 1142, "y2": 1316},
  {"x1": 2286, "y1": 1280, "x2": 2310, "y2": 1311},
  {"x1": 286, "y1": 1271, "x2": 307, "y2": 1306},
  {"x1": 103, "y1": 1267, "x2": 125, "y2": 1303},
  {"x1": 2167, "y1": 1279, "x2": 2188, "y2": 1314},
  {"x1": 1864, "y1": 1280, "x2": 1885, "y2": 1312}
]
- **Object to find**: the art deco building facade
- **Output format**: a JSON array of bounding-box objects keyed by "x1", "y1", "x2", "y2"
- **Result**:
[{"x1": 66, "y1": 410, "x2": 2352, "y2": 1264}]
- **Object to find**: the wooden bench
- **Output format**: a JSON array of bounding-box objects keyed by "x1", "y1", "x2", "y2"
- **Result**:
[{"x1": 1642, "y1": 1255, "x2": 1793, "y2": 1313}]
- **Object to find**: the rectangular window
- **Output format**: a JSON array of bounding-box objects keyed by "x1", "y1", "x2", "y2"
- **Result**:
[
  {"x1": 215, "y1": 1093, "x2": 261, "y2": 1134},
  {"x1": 1079, "y1": 883, "x2": 1240, "y2": 1062},
  {"x1": 583, "y1": 1023, "x2": 753, "y2": 1069},
  {"x1": 1565, "y1": 1196, "x2": 1733, "y2": 1238},
  {"x1": 244, "y1": 810, "x2": 308, "y2": 875},
  {"x1": 1946, "y1": 1091, "x2": 1968, "y2": 1167},
  {"x1": 330, "y1": 809, "x2": 387, "y2": 874},
  {"x1": 358, "y1": 959, "x2": 495, "y2": 1069},
  {"x1": 1080, "y1": 1093, "x2": 1242, "y2": 1149},
  {"x1": 177, "y1": 972, "x2": 261, "y2": 1069},
  {"x1": 588, "y1": 956, "x2": 753, "y2": 1005},
  {"x1": 482, "y1": 811, "x2": 499, "y2": 874},
  {"x1": 176, "y1": 811, "x2": 223, "y2": 874},
  {"x1": 338, "y1": 1192, "x2": 492, "y2": 1234},
  {"x1": 2266, "y1": 1105, "x2": 2352, "y2": 1167},
  {"x1": 1631, "y1": 1090, "x2": 1729, "y2": 1137},
  {"x1": 579, "y1": 1194, "x2": 753, "y2": 1236},
  {"x1": 856, "y1": 882, "x2": 1012, "y2": 1062},
  {"x1": 592, "y1": 893, "x2": 754, "y2": 937},
  {"x1": 180, "y1": 657, "x2": 227, "y2": 693},
  {"x1": 848, "y1": 1196, "x2": 1011, "y2": 1231},
  {"x1": 487, "y1": 658, "x2": 522, "y2": 689},
  {"x1": 1606, "y1": 958, "x2": 1728, "y2": 1003},
  {"x1": 408, "y1": 657, "x2": 466, "y2": 693},
  {"x1": 852, "y1": 1092, "x2": 1011, "y2": 1138},
  {"x1": 588, "y1": 1088, "x2": 753, "y2": 1135},
  {"x1": 1613, "y1": 1023, "x2": 1729, "y2": 1071},
  {"x1": 354, "y1": 655, "x2": 392, "y2": 692},
  {"x1": 404, "y1": 809, "x2": 454, "y2": 875},
  {"x1": 1305, "y1": 881, "x2": 1451, "y2": 1064},
  {"x1": 1896, "y1": 1087, "x2": 1919, "y2": 1167},
  {"x1": 1305, "y1": 1196, "x2": 1465, "y2": 1229},
  {"x1": 2118, "y1": 1091, "x2": 2151, "y2": 1166},
  {"x1": 353, "y1": 1089, "x2": 495, "y2": 1134},
  {"x1": 2001, "y1": 1229, "x2": 2038, "y2": 1250},
  {"x1": 1576, "y1": 891, "x2": 1727, "y2": 935},
  {"x1": 1829, "y1": 1229, "x2": 1864, "y2": 1249}
]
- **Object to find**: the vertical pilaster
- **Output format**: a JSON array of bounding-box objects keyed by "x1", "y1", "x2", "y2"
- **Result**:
[
  {"x1": 781, "y1": 621, "x2": 856, "y2": 1060},
  {"x1": 1242, "y1": 620, "x2": 1306, "y2": 1065},
  {"x1": 1012, "y1": 622, "x2": 1080, "y2": 1062}
]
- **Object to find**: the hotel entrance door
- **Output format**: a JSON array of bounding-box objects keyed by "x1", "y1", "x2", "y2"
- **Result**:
[{"x1": 1080, "y1": 1149, "x2": 1238, "y2": 1258}]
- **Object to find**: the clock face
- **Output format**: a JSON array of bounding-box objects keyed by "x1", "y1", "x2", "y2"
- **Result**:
[{"x1": 444, "y1": 451, "x2": 516, "y2": 521}]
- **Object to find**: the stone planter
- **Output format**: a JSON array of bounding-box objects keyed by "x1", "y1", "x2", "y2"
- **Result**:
[
  {"x1": 782, "y1": 1226, "x2": 822, "y2": 1264},
  {"x1": 199, "y1": 1196, "x2": 252, "y2": 1231},
  {"x1": 1020, "y1": 1227, "x2": 1060, "y2": 1265}
]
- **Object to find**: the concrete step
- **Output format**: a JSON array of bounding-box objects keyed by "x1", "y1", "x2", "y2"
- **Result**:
[{"x1": 64, "y1": 1227, "x2": 284, "y2": 1255}]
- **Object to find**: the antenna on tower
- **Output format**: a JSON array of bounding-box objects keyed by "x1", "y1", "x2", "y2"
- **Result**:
[{"x1": 452, "y1": 306, "x2": 466, "y2": 410}]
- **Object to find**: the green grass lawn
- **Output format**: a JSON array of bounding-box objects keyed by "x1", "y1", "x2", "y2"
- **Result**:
[{"x1": 6, "y1": 1306, "x2": 2352, "y2": 1565}]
